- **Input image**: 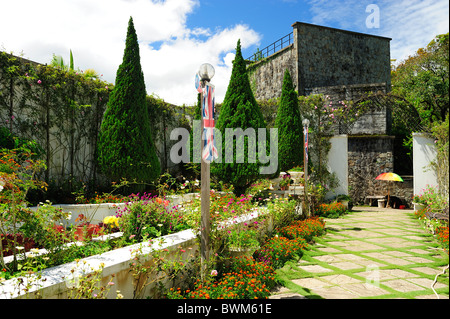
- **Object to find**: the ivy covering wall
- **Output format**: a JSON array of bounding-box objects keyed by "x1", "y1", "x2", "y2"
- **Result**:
[
  {"x1": 0, "y1": 51, "x2": 112, "y2": 192},
  {"x1": 0, "y1": 51, "x2": 196, "y2": 198}
]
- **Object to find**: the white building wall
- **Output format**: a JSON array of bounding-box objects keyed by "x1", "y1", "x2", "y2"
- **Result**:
[
  {"x1": 326, "y1": 135, "x2": 348, "y2": 199},
  {"x1": 412, "y1": 133, "x2": 438, "y2": 196}
]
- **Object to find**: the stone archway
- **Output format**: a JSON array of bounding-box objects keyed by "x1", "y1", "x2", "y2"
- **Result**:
[
  {"x1": 351, "y1": 92, "x2": 427, "y2": 134},
  {"x1": 343, "y1": 93, "x2": 421, "y2": 206}
]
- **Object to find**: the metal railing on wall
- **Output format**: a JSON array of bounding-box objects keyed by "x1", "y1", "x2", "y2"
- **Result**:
[{"x1": 246, "y1": 32, "x2": 294, "y2": 62}]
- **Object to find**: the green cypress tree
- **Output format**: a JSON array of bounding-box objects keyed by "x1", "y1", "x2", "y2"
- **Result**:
[
  {"x1": 275, "y1": 69, "x2": 303, "y2": 172},
  {"x1": 97, "y1": 17, "x2": 160, "y2": 191},
  {"x1": 212, "y1": 40, "x2": 267, "y2": 196}
]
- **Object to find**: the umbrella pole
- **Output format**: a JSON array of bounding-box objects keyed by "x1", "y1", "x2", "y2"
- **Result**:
[{"x1": 387, "y1": 182, "x2": 391, "y2": 208}]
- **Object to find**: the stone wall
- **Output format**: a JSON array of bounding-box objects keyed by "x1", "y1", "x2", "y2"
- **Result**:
[
  {"x1": 304, "y1": 82, "x2": 388, "y2": 102},
  {"x1": 327, "y1": 134, "x2": 413, "y2": 207},
  {"x1": 247, "y1": 22, "x2": 391, "y2": 101},
  {"x1": 247, "y1": 45, "x2": 297, "y2": 101},
  {"x1": 347, "y1": 136, "x2": 394, "y2": 204},
  {"x1": 392, "y1": 175, "x2": 414, "y2": 207},
  {"x1": 307, "y1": 83, "x2": 391, "y2": 135},
  {"x1": 293, "y1": 22, "x2": 391, "y2": 96}
]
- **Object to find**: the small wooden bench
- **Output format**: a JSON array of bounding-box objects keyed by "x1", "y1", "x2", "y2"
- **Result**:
[
  {"x1": 425, "y1": 206, "x2": 449, "y2": 222},
  {"x1": 365, "y1": 195, "x2": 385, "y2": 206}
]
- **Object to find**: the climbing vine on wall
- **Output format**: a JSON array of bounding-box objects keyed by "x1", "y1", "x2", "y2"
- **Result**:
[{"x1": 0, "y1": 51, "x2": 112, "y2": 191}]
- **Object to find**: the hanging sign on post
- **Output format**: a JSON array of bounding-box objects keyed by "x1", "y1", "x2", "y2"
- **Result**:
[
  {"x1": 201, "y1": 83, "x2": 218, "y2": 163},
  {"x1": 304, "y1": 125, "x2": 308, "y2": 162}
]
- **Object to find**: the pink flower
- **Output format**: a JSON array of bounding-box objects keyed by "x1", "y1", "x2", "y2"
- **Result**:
[
  {"x1": 210, "y1": 270, "x2": 218, "y2": 276},
  {"x1": 37, "y1": 80, "x2": 42, "y2": 84}
]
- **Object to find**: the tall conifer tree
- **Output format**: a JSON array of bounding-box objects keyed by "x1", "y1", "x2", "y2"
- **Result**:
[
  {"x1": 212, "y1": 40, "x2": 267, "y2": 195},
  {"x1": 275, "y1": 69, "x2": 303, "y2": 172},
  {"x1": 97, "y1": 17, "x2": 160, "y2": 190}
]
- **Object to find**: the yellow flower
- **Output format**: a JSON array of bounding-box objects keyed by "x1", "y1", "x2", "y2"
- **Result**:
[{"x1": 103, "y1": 216, "x2": 119, "y2": 227}]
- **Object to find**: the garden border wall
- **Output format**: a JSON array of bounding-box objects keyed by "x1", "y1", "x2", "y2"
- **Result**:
[{"x1": 0, "y1": 196, "x2": 269, "y2": 299}]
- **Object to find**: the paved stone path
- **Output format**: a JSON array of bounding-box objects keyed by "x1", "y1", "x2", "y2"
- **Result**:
[{"x1": 270, "y1": 207, "x2": 449, "y2": 299}]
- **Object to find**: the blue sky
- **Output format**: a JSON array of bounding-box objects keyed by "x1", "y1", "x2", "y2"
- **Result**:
[{"x1": 1, "y1": 0, "x2": 448, "y2": 105}]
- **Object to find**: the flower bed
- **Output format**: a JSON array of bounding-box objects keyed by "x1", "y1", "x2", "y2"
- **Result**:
[
  {"x1": 1, "y1": 192, "x2": 197, "y2": 278},
  {"x1": 436, "y1": 225, "x2": 449, "y2": 253},
  {"x1": 0, "y1": 191, "x2": 282, "y2": 299},
  {"x1": 1, "y1": 180, "x2": 323, "y2": 300},
  {"x1": 314, "y1": 202, "x2": 347, "y2": 218},
  {"x1": 166, "y1": 216, "x2": 326, "y2": 299},
  {"x1": 414, "y1": 208, "x2": 449, "y2": 254},
  {"x1": 413, "y1": 185, "x2": 448, "y2": 212},
  {"x1": 167, "y1": 256, "x2": 277, "y2": 299}
]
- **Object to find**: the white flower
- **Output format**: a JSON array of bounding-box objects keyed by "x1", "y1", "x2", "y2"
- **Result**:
[{"x1": 0, "y1": 185, "x2": 3, "y2": 192}]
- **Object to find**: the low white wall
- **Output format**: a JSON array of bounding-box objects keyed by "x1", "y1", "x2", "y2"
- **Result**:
[
  {"x1": 0, "y1": 228, "x2": 198, "y2": 299},
  {"x1": 29, "y1": 193, "x2": 199, "y2": 226},
  {"x1": 0, "y1": 207, "x2": 268, "y2": 299}
]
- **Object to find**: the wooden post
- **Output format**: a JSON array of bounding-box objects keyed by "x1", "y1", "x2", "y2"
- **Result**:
[
  {"x1": 200, "y1": 82, "x2": 210, "y2": 280},
  {"x1": 303, "y1": 123, "x2": 309, "y2": 217}
]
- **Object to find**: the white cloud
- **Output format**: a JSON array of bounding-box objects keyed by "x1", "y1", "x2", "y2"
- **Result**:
[
  {"x1": 0, "y1": 0, "x2": 261, "y2": 105},
  {"x1": 306, "y1": 0, "x2": 449, "y2": 63},
  {"x1": 379, "y1": 0, "x2": 449, "y2": 63},
  {"x1": 141, "y1": 24, "x2": 260, "y2": 105}
]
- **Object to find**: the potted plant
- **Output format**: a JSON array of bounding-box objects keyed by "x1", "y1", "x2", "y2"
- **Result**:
[
  {"x1": 336, "y1": 194, "x2": 353, "y2": 211},
  {"x1": 74, "y1": 214, "x2": 101, "y2": 241},
  {"x1": 287, "y1": 166, "x2": 303, "y2": 184},
  {"x1": 412, "y1": 194, "x2": 427, "y2": 211},
  {"x1": 279, "y1": 174, "x2": 292, "y2": 191}
]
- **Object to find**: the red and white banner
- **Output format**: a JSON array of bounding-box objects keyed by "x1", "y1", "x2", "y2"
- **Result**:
[{"x1": 202, "y1": 83, "x2": 218, "y2": 163}]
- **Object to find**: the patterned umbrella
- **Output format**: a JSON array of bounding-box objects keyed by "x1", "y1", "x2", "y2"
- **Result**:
[
  {"x1": 375, "y1": 172, "x2": 404, "y2": 182},
  {"x1": 375, "y1": 172, "x2": 404, "y2": 208}
]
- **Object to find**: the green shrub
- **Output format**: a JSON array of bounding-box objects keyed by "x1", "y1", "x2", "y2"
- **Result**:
[
  {"x1": 275, "y1": 69, "x2": 303, "y2": 172},
  {"x1": 212, "y1": 40, "x2": 268, "y2": 196},
  {"x1": 97, "y1": 17, "x2": 160, "y2": 192},
  {"x1": 0, "y1": 127, "x2": 14, "y2": 149}
]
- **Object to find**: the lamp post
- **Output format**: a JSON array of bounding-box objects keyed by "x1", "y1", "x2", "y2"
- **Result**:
[
  {"x1": 198, "y1": 63, "x2": 214, "y2": 280},
  {"x1": 302, "y1": 118, "x2": 310, "y2": 217}
]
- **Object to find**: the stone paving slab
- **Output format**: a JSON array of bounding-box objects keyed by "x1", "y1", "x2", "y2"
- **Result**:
[
  {"x1": 342, "y1": 282, "x2": 390, "y2": 297},
  {"x1": 270, "y1": 207, "x2": 449, "y2": 300},
  {"x1": 382, "y1": 279, "x2": 425, "y2": 292}
]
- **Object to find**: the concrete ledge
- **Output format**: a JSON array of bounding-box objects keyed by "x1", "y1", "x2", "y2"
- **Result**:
[{"x1": 0, "y1": 207, "x2": 269, "y2": 299}]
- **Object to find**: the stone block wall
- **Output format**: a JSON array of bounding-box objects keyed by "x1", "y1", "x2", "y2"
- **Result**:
[
  {"x1": 293, "y1": 22, "x2": 391, "y2": 96},
  {"x1": 347, "y1": 135, "x2": 394, "y2": 204},
  {"x1": 392, "y1": 175, "x2": 414, "y2": 207},
  {"x1": 307, "y1": 83, "x2": 392, "y2": 135},
  {"x1": 247, "y1": 45, "x2": 297, "y2": 101},
  {"x1": 327, "y1": 135, "x2": 413, "y2": 206},
  {"x1": 246, "y1": 22, "x2": 392, "y2": 135}
]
